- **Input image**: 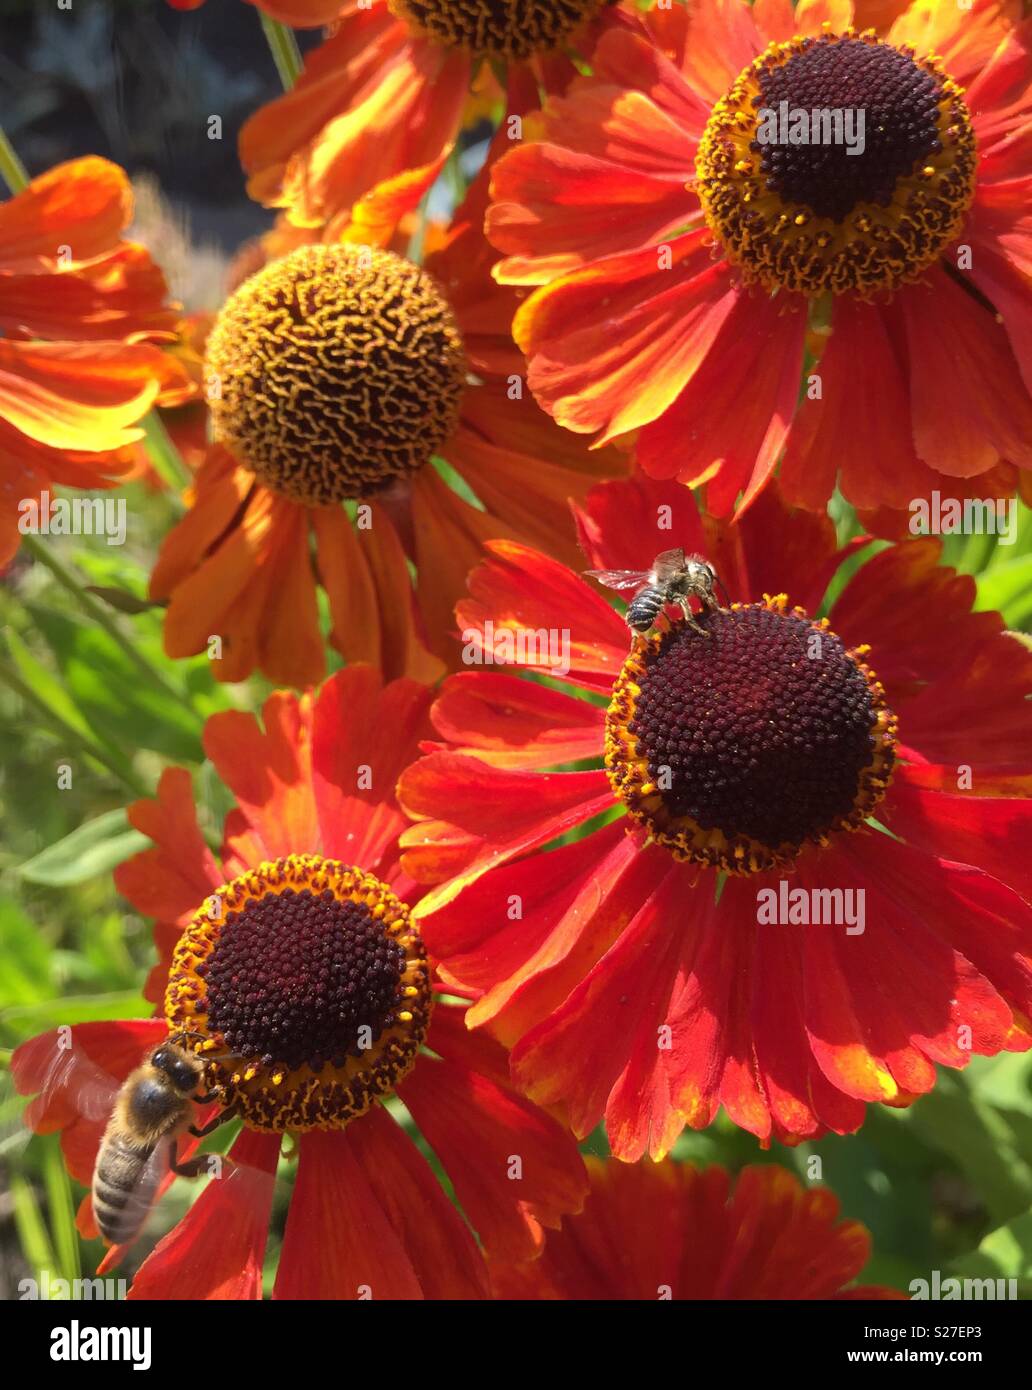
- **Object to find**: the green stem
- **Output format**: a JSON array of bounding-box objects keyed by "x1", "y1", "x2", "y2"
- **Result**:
[
  {"x1": 142, "y1": 411, "x2": 191, "y2": 496},
  {"x1": 21, "y1": 534, "x2": 200, "y2": 727},
  {"x1": 0, "y1": 123, "x2": 29, "y2": 195},
  {"x1": 260, "y1": 14, "x2": 303, "y2": 90},
  {"x1": 0, "y1": 663, "x2": 149, "y2": 800}
]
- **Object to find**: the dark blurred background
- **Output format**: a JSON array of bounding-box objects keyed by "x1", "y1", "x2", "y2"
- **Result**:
[{"x1": 0, "y1": 0, "x2": 322, "y2": 307}]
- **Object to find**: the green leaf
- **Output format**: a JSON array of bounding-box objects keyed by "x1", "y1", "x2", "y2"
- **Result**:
[
  {"x1": 4, "y1": 628, "x2": 97, "y2": 743},
  {"x1": 0, "y1": 895, "x2": 52, "y2": 999},
  {"x1": 950, "y1": 1211, "x2": 1032, "y2": 1295},
  {"x1": 43, "y1": 1136, "x2": 80, "y2": 1283},
  {"x1": 16, "y1": 809, "x2": 148, "y2": 887},
  {"x1": 906, "y1": 1070, "x2": 1032, "y2": 1224},
  {"x1": 0, "y1": 991, "x2": 149, "y2": 1035},
  {"x1": 26, "y1": 602, "x2": 206, "y2": 762},
  {"x1": 974, "y1": 553, "x2": 1032, "y2": 630},
  {"x1": 10, "y1": 1171, "x2": 57, "y2": 1278}
]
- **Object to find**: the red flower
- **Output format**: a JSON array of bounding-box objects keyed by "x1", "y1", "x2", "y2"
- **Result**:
[
  {"x1": 13, "y1": 666, "x2": 587, "y2": 1298},
  {"x1": 485, "y1": 0, "x2": 1032, "y2": 521},
  {"x1": 398, "y1": 473, "x2": 1032, "y2": 1159},
  {"x1": 492, "y1": 1157, "x2": 904, "y2": 1300}
]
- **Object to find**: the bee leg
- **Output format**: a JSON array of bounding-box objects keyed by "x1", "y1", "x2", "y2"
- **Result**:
[
  {"x1": 170, "y1": 1153, "x2": 211, "y2": 1179},
  {"x1": 188, "y1": 1103, "x2": 239, "y2": 1139},
  {"x1": 192, "y1": 1090, "x2": 220, "y2": 1105},
  {"x1": 679, "y1": 601, "x2": 711, "y2": 636}
]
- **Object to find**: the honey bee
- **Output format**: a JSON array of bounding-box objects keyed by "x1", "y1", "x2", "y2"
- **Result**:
[
  {"x1": 91, "y1": 1031, "x2": 236, "y2": 1248},
  {"x1": 585, "y1": 548, "x2": 723, "y2": 639}
]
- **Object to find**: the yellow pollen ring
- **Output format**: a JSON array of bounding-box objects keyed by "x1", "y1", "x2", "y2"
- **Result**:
[
  {"x1": 694, "y1": 29, "x2": 977, "y2": 298},
  {"x1": 604, "y1": 597, "x2": 898, "y2": 876},
  {"x1": 165, "y1": 854, "x2": 434, "y2": 1133}
]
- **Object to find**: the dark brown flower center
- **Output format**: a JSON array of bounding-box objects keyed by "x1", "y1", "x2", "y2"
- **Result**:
[
  {"x1": 165, "y1": 856, "x2": 433, "y2": 1131},
  {"x1": 605, "y1": 601, "x2": 897, "y2": 873},
  {"x1": 754, "y1": 37, "x2": 946, "y2": 223},
  {"x1": 696, "y1": 31, "x2": 977, "y2": 296},
  {"x1": 198, "y1": 888, "x2": 405, "y2": 1073}
]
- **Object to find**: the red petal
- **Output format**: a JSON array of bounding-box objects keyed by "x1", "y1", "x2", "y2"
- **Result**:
[
  {"x1": 12, "y1": 1020, "x2": 165, "y2": 1183},
  {"x1": 398, "y1": 1054, "x2": 588, "y2": 1263},
  {"x1": 399, "y1": 753, "x2": 613, "y2": 908},
  {"x1": 508, "y1": 855, "x2": 687, "y2": 1150},
  {"x1": 781, "y1": 296, "x2": 936, "y2": 511},
  {"x1": 899, "y1": 267, "x2": 1032, "y2": 476},
  {"x1": 127, "y1": 1130, "x2": 281, "y2": 1300},
  {"x1": 573, "y1": 470, "x2": 708, "y2": 574},
  {"x1": 513, "y1": 232, "x2": 736, "y2": 443},
  {"x1": 203, "y1": 691, "x2": 318, "y2": 862},
  {"x1": 839, "y1": 831, "x2": 1032, "y2": 1045},
  {"x1": 636, "y1": 285, "x2": 807, "y2": 517},
  {"x1": 454, "y1": 538, "x2": 628, "y2": 692},
  {"x1": 424, "y1": 825, "x2": 652, "y2": 1043},
  {"x1": 311, "y1": 665, "x2": 433, "y2": 870},
  {"x1": 887, "y1": 775, "x2": 1032, "y2": 902},
  {"x1": 326, "y1": 1105, "x2": 489, "y2": 1299},
  {"x1": 114, "y1": 767, "x2": 222, "y2": 925},
  {"x1": 274, "y1": 1128, "x2": 423, "y2": 1300},
  {"x1": 427, "y1": 670, "x2": 605, "y2": 770}
]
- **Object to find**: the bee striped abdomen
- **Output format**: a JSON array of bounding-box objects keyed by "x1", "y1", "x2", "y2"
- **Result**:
[
  {"x1": 627, "y1": 586, "x2": 664, "y2": 632},
  {"x1": 92, "y1": 1134, "x2": 161, "y2": 1246}
]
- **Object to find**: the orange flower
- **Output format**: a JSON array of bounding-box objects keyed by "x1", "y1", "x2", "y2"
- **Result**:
[
  {"x1": 0, "y1": 157, "x2": 182, "y2": 565},
  {"x1": 12, "y1": 666, "x2": 588, "y2": 1298},
  {"x1": 239, "y1": 0, "x2": 615, "y2": 241},
  {"x1": 493, "y1": 1157, "x2": 905, "y2": 1299},
  {"x1": 486, "y1": 0, "x2": 1032, "y2": 521},
  {"x1": 150, "y1": 149, "x2": 625, "y2": 687}
]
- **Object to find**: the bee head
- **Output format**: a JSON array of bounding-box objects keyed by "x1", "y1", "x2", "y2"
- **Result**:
[
  {"x1": 688, "y1": 558, "x2": 715, "y2": 592},
  {"x1": 150, "y1": 1044, "x2": 203, "y2": 1094}
]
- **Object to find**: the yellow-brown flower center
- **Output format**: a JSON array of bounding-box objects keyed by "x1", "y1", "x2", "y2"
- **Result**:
[
  {"x1": 389, "y1": 0, "x2": 604, "y2": 59},
  {"x1": 695, "y1": 30, "x2": 976, "y2": 296},
  {"x1": 605, "y1": 600, "x2": 897, "y2": 875},
  {"x1": 165, "y1": 855, "x2": 433, "y2": 1132},
  {"x1": 205, "y1": 244, "x2": 466, "y2": 505}
]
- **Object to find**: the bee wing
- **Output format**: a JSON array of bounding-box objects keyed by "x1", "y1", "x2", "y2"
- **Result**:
[
  {"x1": 37, "y1": 1039, "x2": 120, "y2": 1123},
  {"x1": 583, "y1": 568, "x2": 651, "y2": 592},
  {"x1": 651, "y1": 548, "x2": 687, "y2": 580},
  {"x1": 11, "y1": 1034, "x2": 121, "y2": 1136},
  {"x1": 1, "y1": 1037, "x2": 119, "y2": 1165}
]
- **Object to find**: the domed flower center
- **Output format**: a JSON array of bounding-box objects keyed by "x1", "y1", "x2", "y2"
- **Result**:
[
  {"x1": 605, "y1": 600, "x2": 897, "y2": 874},
  {"x1": 205, "y1": 245, "x2": 466, "y2": 506},
  {"x1": 389, "y1": 0, "x2": 603, "y2": 59},
  {"x1": 695, "y1": 31, "x2": 976, "y2": 296},
  {"x1": 165, "y1": 855, "x2": 433, "y2": 1132}
]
